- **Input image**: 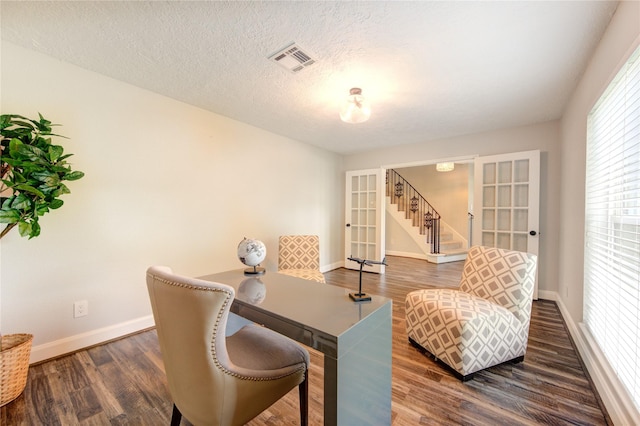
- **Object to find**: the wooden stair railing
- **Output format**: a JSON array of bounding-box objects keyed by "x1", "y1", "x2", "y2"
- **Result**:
[{"x1": 386, "y1": 169, "x2": 441, "y2": 254}]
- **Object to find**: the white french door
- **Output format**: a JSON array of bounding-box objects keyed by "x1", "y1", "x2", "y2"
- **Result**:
[
  {"x1": 473, "y1": 150, "x2": 540, "y2": 298},
  {"x1": 344, "y1": 169, "x2": 386, "y2": 274}
]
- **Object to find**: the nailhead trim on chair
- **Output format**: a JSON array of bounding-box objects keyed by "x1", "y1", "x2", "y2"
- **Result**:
[{"x1": 148, "y1": 273, "x2": 306, "y2": 382}]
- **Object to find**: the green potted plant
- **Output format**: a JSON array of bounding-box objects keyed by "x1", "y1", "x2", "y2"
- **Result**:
[{"x1": 0, "y1": 113, "x2": 84, "y2": 406}]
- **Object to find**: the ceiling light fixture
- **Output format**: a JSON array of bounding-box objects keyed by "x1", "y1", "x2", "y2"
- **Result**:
[
  {"x1": 340, "y1": 88, "x2": 371, "y2": 124},
  {"x1": 436, "y1": 162, "x2": 455, "y2": 172}
]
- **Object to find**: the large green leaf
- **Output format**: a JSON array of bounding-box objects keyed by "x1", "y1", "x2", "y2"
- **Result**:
[
  {"x1": 9, "y1": 137, "x2": 22, "y2": 154},
  {"x1": 10, "y1": 170, "x2": 26, "y2": 183},
  {"x1": 36, "y1": 113, "x2": 53, "y2": 133},
  {"x1": 0, "y1": 209, "x2": 20, "y2": 223},
  {"x1": 53, "y1": 184, "x2": 70, "y2": 197},
  {"x1": 8, "y1": 119, "x2": 36, "y2": 131},
  {"x1": 49, "y1": 199, "x2": 64, "y2": 209},
  {"x1": 1, "y1": 197, "x2": 14, "y2": 209},
  {"x1": 1, "y1": 179, "x2": 16, "y2": 189},
  {"x1": 14, "y1": 183, "x2": 45, "y2": 198},
  {"x1": 49, "y1": 198, "x2": 64, "y2": 210},
  {"x1": 48, "y1": 145, "x2": 64, "y2": 162},
  {"x1": 65, "y1": 171, "x2": 85, "y2": 181},
  {"x1": 18, "y1": 220, "x2": 32, "y2": 237},
  {"x1": 36, "y1": 203, "x2": 50, "y2": 216},
  {"x1": 11, "y1": 194, "x2": 31, "y2": 210},
  {"x1": 0, "y1": 115, "x2": 12, "y2": 130},
  {"x1": 30, "y1": 220, "x2": 41, "y2": 238},
  {"x1": 32, "y1": 170, "x2": 60, "y2": 186},
  {"x1": 57, "y1": 153, "x2": 73, "y2": 162},
  {"x1": 3, "y1": 127, "x2": 33, "y2": 141},
  {"x1": 17, "y1": 144, "x2": 47, "y2": 163},
  {"x1": 1, "y1": 157, "x2": 23, "y2": 167}
]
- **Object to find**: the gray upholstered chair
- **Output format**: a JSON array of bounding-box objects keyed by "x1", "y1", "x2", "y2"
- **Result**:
[
  {"x1": 278, "y1": 235, "x2": 325, "y2": 283},
  {"x1": 146, "y1": 266, "x2": 309, "y2": 426},
  {"x1": 405, "y1": 245, "x2": 537, "y2": 381}
]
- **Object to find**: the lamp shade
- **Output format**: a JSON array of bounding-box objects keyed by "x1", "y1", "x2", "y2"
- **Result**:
[
  {"x1": 436, "y1": 162, "x2": 455, "y2": 172},
  {"x1": 340, "y1": 88, "x2": 371, "y2": 124}
]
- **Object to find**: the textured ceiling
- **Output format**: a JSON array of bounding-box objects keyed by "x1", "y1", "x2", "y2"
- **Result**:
[{"x1": 1, "y1": 1, "x2": 618, "y2": 154}]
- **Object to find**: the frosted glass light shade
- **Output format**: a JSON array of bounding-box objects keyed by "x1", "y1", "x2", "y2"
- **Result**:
[
  {"x1": 436, "y1": 162, "x2": 455, "y2": 172},
  {"x1": 340, "y1": 88, "x2": 371, "y2": 123}
]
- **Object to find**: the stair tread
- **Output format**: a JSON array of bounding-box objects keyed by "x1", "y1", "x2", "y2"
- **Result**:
[{"x1": 386, "y1": 194, "x2": 468, "y2": 262}]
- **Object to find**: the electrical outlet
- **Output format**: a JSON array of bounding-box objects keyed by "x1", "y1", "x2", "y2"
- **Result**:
[{"x1": 74, "y1": 300, "x2": 88, "y2": 318}]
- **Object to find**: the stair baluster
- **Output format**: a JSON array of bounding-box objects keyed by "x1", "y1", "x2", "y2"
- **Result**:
[{"x1": 386, "y1": 169, "x2": 441, "y2": 254}]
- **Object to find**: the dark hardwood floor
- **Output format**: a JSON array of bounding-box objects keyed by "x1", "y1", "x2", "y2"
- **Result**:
[{"x1": 1, "y1": 256, "x2": 610, "y2": 425}]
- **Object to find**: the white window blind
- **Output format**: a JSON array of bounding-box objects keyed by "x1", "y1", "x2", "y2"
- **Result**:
[{"x1": 585, "y1": 43, "x2": 640, "y2": 412}]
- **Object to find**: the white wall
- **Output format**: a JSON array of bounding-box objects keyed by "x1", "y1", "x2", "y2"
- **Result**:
[
  {"x1": 0, "y1": 42, "x2": 343, "y2": 361},
  {"x1": 559, "y1": 0, "x2": 639, "y2": 326},
  {"x1": 344, "y1": 120, "x2": 561, "y2": 295},
  {"x1": 385, "y1": 209, "x2": 423, "y2": 256},
  {"x1": 558, "y1": 1, "x2": 640, "y2": 423}
]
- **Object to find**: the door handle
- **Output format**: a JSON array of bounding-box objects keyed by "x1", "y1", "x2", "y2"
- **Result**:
[
  {"x1": 346, "y1": 223, "x2": 351, "y2": 227},
  {"x1": 529, "y1": 230, "x2": 537, "y2": 236}
]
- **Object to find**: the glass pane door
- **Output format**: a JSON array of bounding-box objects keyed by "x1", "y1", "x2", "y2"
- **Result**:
[
  {"x1": 345, "y1": 169, "x2": 385, "y2": 274},
  {"x1": 474, "y1": 150, "x2": 540, "y2": 297}
]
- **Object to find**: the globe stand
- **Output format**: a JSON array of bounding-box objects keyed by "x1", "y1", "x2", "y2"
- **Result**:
[{"x1": 244, "y1": 265, "x2": 265, "y2": 275}]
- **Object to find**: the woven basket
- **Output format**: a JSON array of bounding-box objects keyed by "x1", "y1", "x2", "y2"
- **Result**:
[{"x1": 0, "y1": 333, "x2": 33, "y2": 407}]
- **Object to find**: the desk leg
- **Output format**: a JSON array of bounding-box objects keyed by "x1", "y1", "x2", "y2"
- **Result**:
[
  {"x1": 323, "y1": 306, "x2": 392, "y2": 426},
  {"x1": 324, "y1": 355, "x2": 339, "y2": 425}
]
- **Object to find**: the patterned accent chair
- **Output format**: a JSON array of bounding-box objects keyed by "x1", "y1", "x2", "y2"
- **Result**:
[
  {"x1": 146, "y1": 266, "x2": 309, "y2": 425},
  {"x1": 405, "y1": 245, "x2": 538, "y2": 381},
  {"x1": 278, "y1": 235, "x2": 325, "y2": 283}
]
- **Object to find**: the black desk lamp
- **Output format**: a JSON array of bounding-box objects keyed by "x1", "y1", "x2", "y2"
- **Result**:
[{"x1": 347, "y1": 256, "x2": 387, "y2": 302}]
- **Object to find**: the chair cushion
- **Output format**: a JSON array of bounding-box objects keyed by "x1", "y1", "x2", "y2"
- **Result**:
[
  {"x1": 406, "y1": 288, "x2": 528, "y2": 376},
  {"x1": 226, "y1": 324, "x2": 310, "y2": 371}
]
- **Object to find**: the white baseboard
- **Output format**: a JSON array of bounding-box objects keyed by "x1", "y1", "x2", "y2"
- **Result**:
[
  {"x1": 30, "y1": 315, "x2": 155, "y2": 364},
  {"x1": 554, "y1": 296, "x2": 640, "y2": 425},
  {"x1": 537, "y1": 289, "x2": 557, "y2": 301},
  {"x1": 384, "y1": 250, "x2": 427, "y2": 260},
  {"x1": 321, "y1": 261, "x2": 344, "y2": 272}
]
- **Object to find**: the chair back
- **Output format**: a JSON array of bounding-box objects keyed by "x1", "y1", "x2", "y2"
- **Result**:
[
  {"x1": 146, "y1": 266, "x2": 236, "y2": 424},
  {"x1": 459, "y1": 246, "x2": 537, "y2": 325},
  {"x1": 278, "y1": 235, "x2": 321, "y2": 270}
]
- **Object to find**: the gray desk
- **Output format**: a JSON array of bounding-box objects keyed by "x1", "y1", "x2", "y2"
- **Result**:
[{"x1": 199, "y1": 270, "x2": 392, "y2": 426}]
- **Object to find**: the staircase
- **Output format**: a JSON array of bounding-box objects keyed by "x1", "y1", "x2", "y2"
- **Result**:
[
  {"x1": 386, "y1": 169, "x2": 468, "y2": 264},
  {"x1": 386, "y1": 197, "x2": 468, "y2": 263}
]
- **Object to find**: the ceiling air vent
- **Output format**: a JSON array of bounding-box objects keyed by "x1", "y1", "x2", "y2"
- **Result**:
[{"x1": 268, "y1": 43, "x2": 316, "y2": 73}]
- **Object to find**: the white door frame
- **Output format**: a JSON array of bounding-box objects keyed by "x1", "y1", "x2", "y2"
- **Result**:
[{"x1": 344, "y1": 169, "x2": 386, "y2": 274}]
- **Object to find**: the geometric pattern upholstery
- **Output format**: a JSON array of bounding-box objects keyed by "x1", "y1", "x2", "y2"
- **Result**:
[
  {"x1": 405, "y1": 246, "x2": 537, "y2": 380},
  {"x1": 278, "y1": 235, "x2": 325, "y2": 283}
]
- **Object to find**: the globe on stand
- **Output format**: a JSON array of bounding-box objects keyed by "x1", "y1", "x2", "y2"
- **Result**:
[{"x1": 237, "y1": 237, "x2": 266, "y2": 275}]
